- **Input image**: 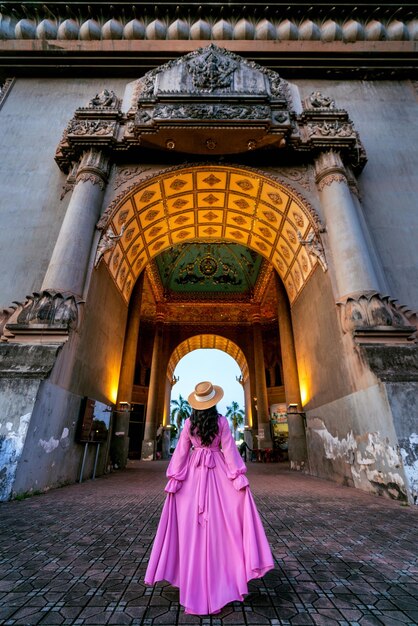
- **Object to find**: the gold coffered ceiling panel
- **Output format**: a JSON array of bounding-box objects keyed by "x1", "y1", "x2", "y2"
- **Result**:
[
  {"x1": 102, "y1": 165, "x2": 320, "y2": 303},
  {"x1": 168, "y1": 335, "x2": 249, "y2": 383}
]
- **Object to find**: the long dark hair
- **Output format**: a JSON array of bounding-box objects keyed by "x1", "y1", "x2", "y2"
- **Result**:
[{"x1": 190, "y1": 405, "x2": 220, "y2": 446}]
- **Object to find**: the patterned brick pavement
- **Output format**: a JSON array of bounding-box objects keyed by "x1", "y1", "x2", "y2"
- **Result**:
[{"x1": 0, "y1": 462, "x2": 417, "y2": 626}]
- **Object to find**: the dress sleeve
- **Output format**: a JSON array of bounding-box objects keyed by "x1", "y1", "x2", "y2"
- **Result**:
[
  {"x1": 165, "y1": 419, "x2": 191, "y2": 494},
  {"x1": 220, "y1": 416, "x2": 249, "y2": 491}
]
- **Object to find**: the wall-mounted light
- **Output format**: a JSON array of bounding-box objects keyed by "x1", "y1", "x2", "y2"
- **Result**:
[{"x1": 117, "y1": 401, "x2": 132, "y2": 412}]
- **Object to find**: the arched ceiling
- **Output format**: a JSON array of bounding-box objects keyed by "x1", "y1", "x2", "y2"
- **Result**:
[
  {"x1": 150, "y1": 242, "x2": 265, "y2": 301},
  {"x1": 167, "y1": 334, "x2": 249, "y2": 383},
  {"x1": 99, "y1": 164, "x2": 321, "y2": 305}
]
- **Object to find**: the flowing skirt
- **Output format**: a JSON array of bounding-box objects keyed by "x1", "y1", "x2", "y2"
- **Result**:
[{"x1": 144, "y1": 452, "x2": 274, "y2": 615}]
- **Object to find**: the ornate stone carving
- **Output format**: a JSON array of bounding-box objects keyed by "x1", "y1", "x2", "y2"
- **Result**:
[
  {"x1": 94, "y1": 225, "x2": 126, "y2": 267},
  {"x1": 60, "y1": 162, "x2": 78, "y2": 200},
  {"x1": 67, "y1": 119, "x2": 116, "y2": 136},
  {"x1": 307, "y1": 121, "x2": 356, "y2": 139},
  {"x1": 314, "y1": 150, "x2": 348, "y2": 191},
  {"x1": 88, "y1": 89, "x2": 118, "y2": 109},
  {"x1": 336, "y1": 291, "x2": 417, "y2": 342},
  {"x1": 304, "y1": 91, "x2": 335, "y2": 110},
  {"x1": 3, "y1": 291, "x2": 82, "y2": 341},
  {"x1": 297, "y1": 230, "x2": 328, "y2": 272},
  {"x1": 186, "y1": 45, "x2": 238, "y2": 91},
  {"x1": 76, "y1": 149, "x2": 110, "y2": 187},
  {"x1": 114, "y1": 165, "x2": 153, "y2": 190},
  {"x1": 150, "y1": 103, "x2": 271, "y2": 121},
  {"x1": 0, "y1": 78, "x2": 15, "y2": 111}
]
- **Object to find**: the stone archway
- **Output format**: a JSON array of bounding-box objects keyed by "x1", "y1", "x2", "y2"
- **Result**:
[
  {"x1": 166, "y1": 333, "x2": 251, "y2": 425},
  {"x1": 96, "y1": 164, "x2": 325, "y2": 307}
]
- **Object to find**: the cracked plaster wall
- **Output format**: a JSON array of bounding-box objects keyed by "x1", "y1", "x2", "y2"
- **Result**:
[
  {"x1": 12, "y1": 380, "x2": 108, "y2": 497},
  {"x1": 305, "y1": 383, "x2": 412, "y2": 502}
]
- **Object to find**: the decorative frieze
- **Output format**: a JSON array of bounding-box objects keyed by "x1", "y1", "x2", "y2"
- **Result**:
[{"x1": 336, "y1": 291, "x2": 417, "y2": 343}]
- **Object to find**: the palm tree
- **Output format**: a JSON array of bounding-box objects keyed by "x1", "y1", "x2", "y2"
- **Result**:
[
  {"x1": 225, "y1": 401, "x2": 245, "y2": 440},
  {"x1": 170, "y1": 394, "x2": 192, "y2": 430}
]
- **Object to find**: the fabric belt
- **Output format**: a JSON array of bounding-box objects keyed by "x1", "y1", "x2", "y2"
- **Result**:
[{"x1": 192, "y1": 447, "x2": 217, "y2": 525}]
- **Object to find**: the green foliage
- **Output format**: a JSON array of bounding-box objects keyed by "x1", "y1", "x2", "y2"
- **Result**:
[
  {"x1": 170, "y1": 394, "x2": 192, "y2": 430},
  {"x1": 225, "y1": 400, "x2": 245, "y2": 439}
]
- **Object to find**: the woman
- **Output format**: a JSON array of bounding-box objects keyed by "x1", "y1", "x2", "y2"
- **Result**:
[{"x1": 144, "y1": 381, "x2": 274, "y2": 615}]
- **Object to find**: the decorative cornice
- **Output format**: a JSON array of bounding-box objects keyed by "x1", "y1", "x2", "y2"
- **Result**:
[{"x1": 1, "y1": 4, "x2": 416, "y2": 44}]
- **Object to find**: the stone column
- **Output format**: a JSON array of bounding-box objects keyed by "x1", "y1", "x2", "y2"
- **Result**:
[
  {"x1": 252, "y1": 310, "x2": 273, "y2": 449},
  {"x1": 42, "y1": 149, "x2": 110, "y2": 297},
  {"x1": 111, "y1": 273, "x2": 145, "y2": 469},
  {"x1": 276, "y1": 275, "x2": 308, "y2": 469},
  {"x1": 315, "y1": 151, "x2": 380, "y2": 299},
  {"x1": 315, "y1": 151, "x2": 413, "y2": 340},
  {"x1": 142, "y1": 309, "x2": 165, "y2": 460}
]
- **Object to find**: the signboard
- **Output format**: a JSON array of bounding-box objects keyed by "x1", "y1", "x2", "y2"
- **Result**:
[
  {"x1": 270, "y1": 403, "x2": 287, "y2": 423},
  {"x1": 77, "y1": 397, "x2": 112, "y2": 443}
]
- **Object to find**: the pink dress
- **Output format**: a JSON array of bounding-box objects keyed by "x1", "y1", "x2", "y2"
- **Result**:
[{"x1": 144, "y1": 416, "x2": 274, "y2": 615}]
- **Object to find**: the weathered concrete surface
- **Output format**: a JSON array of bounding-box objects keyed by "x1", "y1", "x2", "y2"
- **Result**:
[
  {"x1": 305, "y1": 383, "x2": 411, "y2": 503},
  {"x1": 0, "y1": 344, "x2": 61, "y2": 501},
  {"x1": 0, "y1": 462, "x2": 417, "y2": 626},
  {"x1": 0, "y1": 78, "x2": 128, "y2": 310}
]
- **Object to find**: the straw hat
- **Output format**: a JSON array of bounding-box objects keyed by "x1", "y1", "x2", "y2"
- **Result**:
[{"x1": 188, "y1": 381, "x2": 224, "y2": 410}]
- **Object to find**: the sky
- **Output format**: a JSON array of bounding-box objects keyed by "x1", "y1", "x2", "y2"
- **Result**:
[{"x1": 170, "y1": 349, "x2": 244, "y2": 417}]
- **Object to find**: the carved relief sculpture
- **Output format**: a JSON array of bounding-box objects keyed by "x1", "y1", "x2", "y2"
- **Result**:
[
  {"x1": 94, "y1": 224, "x2": 126, "y2": 267},
  {"x1": 297, "y1": 231, "x2": 328, "y2": 272}
]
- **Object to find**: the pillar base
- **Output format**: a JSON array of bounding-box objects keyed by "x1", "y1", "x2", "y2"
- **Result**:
[
  {"x1": 141, "y1": 439, "x2": 155, "y2": 461},
  {"x1": 110, "y1": 412, "x2": 130, "y2": 469}
]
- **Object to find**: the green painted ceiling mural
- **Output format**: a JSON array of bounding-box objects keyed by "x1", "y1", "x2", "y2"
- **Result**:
[{"x1": 154, "y1": 242, "x2": 264, "y2": 296}]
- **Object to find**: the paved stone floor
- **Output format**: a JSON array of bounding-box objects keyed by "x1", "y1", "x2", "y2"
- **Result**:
[{"x1": 0, "y1": 462, "x2": 417, "y2": 626}]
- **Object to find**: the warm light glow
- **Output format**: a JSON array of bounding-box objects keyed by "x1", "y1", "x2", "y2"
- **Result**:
[
  {"x1": 299, "y1": 382, "x2": 309, "y2": 407},
  {"x1": 109, "y1": 385, "x2": 118, "y2": 405}
]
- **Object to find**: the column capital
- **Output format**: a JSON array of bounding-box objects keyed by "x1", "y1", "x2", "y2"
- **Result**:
[
  {"x1": 250, "y1": 306, "x2": 262, "y2": 325},
  {"x1": 76, "y1": 148, "x2": 110, "y2": 190},
  {"x1": 314, "y1": 150, "x2": 348, "y2": 191},
  {"x1": 155, "y1": 305, "x2": 166, "y2": 324}
]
